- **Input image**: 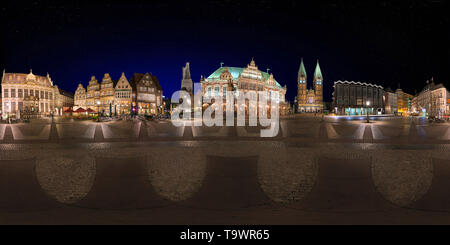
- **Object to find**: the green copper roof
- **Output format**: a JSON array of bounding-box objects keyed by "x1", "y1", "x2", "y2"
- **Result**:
[
  {"x1": 207, "y1": 67, "x2": 244, "y2": 80},
  {"x1": 314, "y1": 60, "x2": 323, "y2": 79},
  {"x1": 298, "y1": 58, "x2": 307, "y2": 79},
  {"x1": 206, "y1": 66, "x2": 283, "y2": 88}
]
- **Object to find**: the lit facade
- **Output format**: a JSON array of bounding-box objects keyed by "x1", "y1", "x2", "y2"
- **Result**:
[
  {"x1": 114, "y1": 72, "x2": 132, "y2": 115},
  {"x1": 332, "y1": 80, "x2": 384, "y2": 115},
  {"x1": 55, "y1": 87, "x2": 74, "y2": 112},
  {"x1": 129, "y1": 73, "x2": 163, "y2": 115},
  {"x1": 412, "y1": 80, "x2": 449, "y2": 118},
  {"x1": 1, "y1": 70, "x2": 73, "y2": 118},
  {"x1": 86, "y1": 76, "x2": 100, "y2": 111},
  {"x1": 74, "y1": 83, "x2": 87, "y2": 110},
  {"x1": 99, "y1": 73, "x2": 115, "y2": 115},
  {"x1": 201, "y1": 58, "x2": 288, "y2": 116},
  {"x1": 395, "y1": 88, "x2": 413, "y2": 116},
  {"x1": 79, "y1": 72, "x2": 163, "y2": 116},
  {"x1": 296, "y1": 59, "x2": 324, "y2": 113}
]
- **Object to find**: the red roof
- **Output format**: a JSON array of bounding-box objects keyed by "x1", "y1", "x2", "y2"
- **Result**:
[
  {"x1": 75, "y1": 108, "x2": 86, "y2": 113},
  {"x1": 86, "y1": 108, "x2": 96, "y2": 113}
]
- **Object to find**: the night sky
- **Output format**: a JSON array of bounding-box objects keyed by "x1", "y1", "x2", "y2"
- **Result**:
[{"x1": 1, "y1": 0, "x2": 449, "y2": 102}]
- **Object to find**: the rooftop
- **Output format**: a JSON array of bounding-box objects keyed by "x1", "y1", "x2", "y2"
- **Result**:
[{"x1": 206, "y1": 66, "x2": 283, "y2": 88}]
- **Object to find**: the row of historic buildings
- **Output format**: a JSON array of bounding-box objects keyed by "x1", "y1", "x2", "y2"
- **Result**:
[
  {"x1": 1, "y1": 70, "x2": 74, "y2": 118},
  {"x1": 4, "y1": 60, "x2": 448, "y2": 119},
  {"x1": 74, "y1": 72, "x2": 163, "y2": 115}
]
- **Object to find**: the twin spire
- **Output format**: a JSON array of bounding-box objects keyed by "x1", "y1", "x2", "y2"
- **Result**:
[
  {"x1": 298, "y1": 58, "x2": 307, "y2": 80},
  {"x1": 298, "y1": 58, "x2": 323, "y2": 83},
  {"x1": 313, "y1": 59, "x2": 322, "y2": 80}
]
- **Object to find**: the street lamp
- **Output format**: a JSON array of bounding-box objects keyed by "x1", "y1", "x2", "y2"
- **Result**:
[{"x1": 366, "y1": 100, "x2": 370, "y2": 123}]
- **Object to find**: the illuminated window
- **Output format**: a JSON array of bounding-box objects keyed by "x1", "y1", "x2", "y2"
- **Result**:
[
  {"x1": 214, "y1": 86, "x2": 220, "y2": 96},
  {"x1": 223, "y1": 85, "x2": 227, "y2": 97}
]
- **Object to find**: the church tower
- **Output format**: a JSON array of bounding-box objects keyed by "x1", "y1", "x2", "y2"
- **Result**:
[
  {"x1": 313, "y1": 59, "x2": 323, "y2": 110},
  {"x1": 297, "y1": 58, "x2": 307, "y2": 107},
  {"x1": 180, "y1": 62, "x2": 194, "y2": 112},
  {"x1": 181, "y1": 62, "x2": 193, "y2": 93}
]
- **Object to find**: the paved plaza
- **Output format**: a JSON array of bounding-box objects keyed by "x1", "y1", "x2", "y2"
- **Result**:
[{"x1": 1, "y1": 115, "x2": 450, "y2": 224}]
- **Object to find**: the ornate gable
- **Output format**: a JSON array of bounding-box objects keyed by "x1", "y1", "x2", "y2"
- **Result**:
[
  {"x1": 139, "y1": 73, "x2": 154, "y2": 87},
  {"x1": 267, "y1": 73, "x2": 276, "y2": 86},
  {"x1": 220, "y1": 67, "x2": 233, "y2": 80},
  {"x1": 116, "y1": 72, "x2": 131, "y2": 89}
]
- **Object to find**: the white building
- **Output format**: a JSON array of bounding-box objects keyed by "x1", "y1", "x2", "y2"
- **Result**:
[
  {"x1": 412, "y1": 80, "x2": 449, "y2": 118},
  {"x1": 1, "y1": 70, "x2": 73, "y2": 118}
]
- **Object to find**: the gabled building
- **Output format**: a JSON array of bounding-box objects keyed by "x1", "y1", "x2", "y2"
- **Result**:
[
  {"x1": 86, "y1": 76, "x2": 100, "y2": 111},
  {"x1": 129, "y1": 72, "x2": 163, "y2": 115},
  {"x1": 99, "y1": 73, "x2": 115, "y2": 115},
  {"x1": 114, "y1": 72, "x2": 132, "y2": 115},
  {"x1": 74, "y1": 83, "x2": 87, "y2": 110}
]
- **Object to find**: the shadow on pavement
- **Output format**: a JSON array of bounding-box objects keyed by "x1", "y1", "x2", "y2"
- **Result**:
[
  {"x1": 0, "y1": 158, "x2": 60, "y2": 211},
  {"x1": 409, "y1": 158, "x2": 450, "y2": 211},
  {"x1": 180, "y1": 155, "x2": 272, "y2": 211},
  {"x1": 75, "y1": 156, "x2": 172, "y2": 210},
  {"x1": 297, "y1": 157, "x2": 395, "y2": 212}
]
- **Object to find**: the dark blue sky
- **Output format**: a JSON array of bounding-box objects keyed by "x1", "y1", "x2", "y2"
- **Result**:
[{"x1": 1, "y1": 0, "x2": 449, "y2": 102}]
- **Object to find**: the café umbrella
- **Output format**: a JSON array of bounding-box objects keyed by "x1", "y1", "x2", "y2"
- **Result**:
[
  {"x1": 75, "y1": 108, "x2": 86, "y2": 113},
  {"x1": 86, "y1": 108, "x2": 96, "y2": 114}
]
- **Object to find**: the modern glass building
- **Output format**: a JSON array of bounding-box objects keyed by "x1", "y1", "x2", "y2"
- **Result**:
[{"x1": 332, "y1": 80, "x2": 384, "y2": 115}]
